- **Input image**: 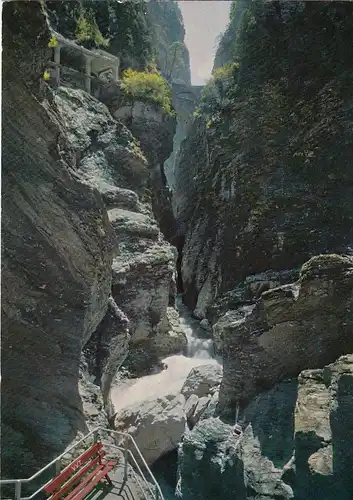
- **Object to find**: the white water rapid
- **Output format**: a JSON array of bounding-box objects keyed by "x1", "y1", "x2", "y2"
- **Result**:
[{"x1": 111, "y1": 298, "x2": 221, "y2": 413}]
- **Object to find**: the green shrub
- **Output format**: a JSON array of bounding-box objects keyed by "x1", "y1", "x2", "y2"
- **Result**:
[
  {"x1": 199, "y1": 62, "x2": 239, "y2": 116},
  {"x1": 121, "y1": 68, "x2": 173, "y2": 115},
  {"x1": 48, "y1": 34, "x2": 57, "y2": 48},
  {"x1": 76, "y1": 14, "x2": 109, "y2": 48}
]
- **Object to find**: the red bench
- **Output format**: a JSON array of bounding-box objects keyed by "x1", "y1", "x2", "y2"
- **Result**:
[{"x1": 44, "y1": 442, "x2": 117, "y2": 499}]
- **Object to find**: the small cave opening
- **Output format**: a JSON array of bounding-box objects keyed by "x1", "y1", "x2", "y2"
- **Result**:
[{"x1": 150, "y1": 449, "x2": 179, "y2": 499}]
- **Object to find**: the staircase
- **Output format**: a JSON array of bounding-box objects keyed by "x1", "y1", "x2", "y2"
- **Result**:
[{"x1": 0, "y1": 428, "x2": 165, "y2": 500}]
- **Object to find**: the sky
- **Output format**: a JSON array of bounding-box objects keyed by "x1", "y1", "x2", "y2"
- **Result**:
[{"x1": 178, "y1": 1, "x2": 231, "y2": 85}]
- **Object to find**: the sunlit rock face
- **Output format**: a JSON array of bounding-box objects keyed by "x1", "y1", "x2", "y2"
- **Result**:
[{"x1": 218, "y1": 254, "x2": 353, "y2": 415}]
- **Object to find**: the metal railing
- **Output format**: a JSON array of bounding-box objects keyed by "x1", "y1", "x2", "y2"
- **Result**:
[{"x1": 0, "y1": 427, "x2": 164, "y2": 500}]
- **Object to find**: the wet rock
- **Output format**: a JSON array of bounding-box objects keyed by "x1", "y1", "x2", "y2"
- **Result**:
[
  {"x1": 52, "y1": 87, "x2": 148, "y2": 197},
  {"x1": 100, "y1": 185, "x2": 140, "y2": 211},
  {"x1": 110, "y1": 99, "x2": 177, "y2": 241},
  {"x1": 114, "y1": 394, "x2": 187, "y2": 466},
  {"x1": 208, "y1": 268, "x2": 300, "y2": 326},
  {"x1": 212, "y1": 308, "x2": 254, "y2": 355},
  {"x1": 181, "y1": 364, "x2": 223, "y2": 399},
  {"x1": 189, "y1": 396, "x2": 211, "y2": 427},
  {"x1": 177, "y1": 417, "x2": 242, "y2": 500},
  {"x1": 83, "y1": 297, "x2": 130, "y2": 416},
  {"x1": 201, "y1": 390, "x2": 220, "y2": 421},
  {"x1": 199, "y1": 318, "x2": 212, "y2": 333},
  {"x1": 112, "y1": 241, "x2": 185, "y2": 375},
  {"x1": 184, "y1": 394, "x2": 200, "y2": 420},
  {"x1": 152, "y1": 307, "x2": 187, "y2": 358}
]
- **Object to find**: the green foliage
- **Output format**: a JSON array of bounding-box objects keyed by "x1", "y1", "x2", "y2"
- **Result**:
[
  {"x1": 121, "y1": 68, "x2": 173, "y2": 115},
  {"x1": 199, "y1": 62, "x2": 239, "y2": 116},
  {"x1": 94, "y1": 0, "x2": 153, "y2": 70},
  {"x1": 162, "y1": 41, "x2": 187, "y2": 81},
  {"x1": 45, "y1": 0, "x2": 153, "y2": 69},
  {"x1": 229, "y1": 0, "x2": 238, "y2": 20},
  {"x1": 75, "y1": 13, "x2": 109, "y2": 48},
  {"x1": 48, "y1": 34, "x2": 57, "y2": 48},
  {"x1": 213, "y1": 62, "x2": 240, "y2": 81}
]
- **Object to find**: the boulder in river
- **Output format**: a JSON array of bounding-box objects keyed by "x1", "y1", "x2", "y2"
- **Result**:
[
  {"x1": 114, "y1": 394, "x2": 187, "y2": 466},
  {"x1": 181, "y1": 364, "x2": 223, "y2": 399}
]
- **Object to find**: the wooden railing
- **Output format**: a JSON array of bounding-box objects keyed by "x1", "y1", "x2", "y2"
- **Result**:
[{"x1": 48, "y1": 30, "x2": 120, "y2": 94}]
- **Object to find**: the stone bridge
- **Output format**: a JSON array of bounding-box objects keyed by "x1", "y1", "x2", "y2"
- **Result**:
[{"x1": 172, "y1": 83, "x2": 203, "y2": 105}]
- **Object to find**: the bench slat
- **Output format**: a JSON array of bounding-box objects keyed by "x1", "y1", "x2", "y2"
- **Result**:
[
  {"x1": 44, "y1": 443, "x2": 103, "y2": 494},
  {"x1": 48, "y1": 454, "x2": 104, "y2": 500},
  {"x1": 65, "y1": 460, "x2": 116, "y2": 500}
]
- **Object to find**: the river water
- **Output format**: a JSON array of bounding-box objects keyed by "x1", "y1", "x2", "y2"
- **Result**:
[
  {"x1": 111, "y1": 298, "x2": 220, "y2": 413},
  {"x1": 110, "y1": 298, "x2": 221, "y2": 498}
]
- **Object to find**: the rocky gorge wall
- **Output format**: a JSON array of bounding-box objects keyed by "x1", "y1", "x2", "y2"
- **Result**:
[
  {"x1": 146, "y1": 0, "x2": 191, "y2": 86},
  {"x1": 1, "y1": 0, "x2": 188, "y2": 480},
  {"x1": 176, "y1": 254, "x2": 353, "y2": 500},
  {"x1": 2, "y1": 2, "x2": 115, "y2": 477},
  {"x1": 3, "y1": 2, "x2": 353, "y2": 499},
  {"x1": 176, "y1": 0, "x2": 353, "y2": 318},
  {"x1": 178, "y1": 353, "x2": 353, "y2": 500},
  {"x1": 174, "y1": 1, "x2": 353, "y2": 499}
]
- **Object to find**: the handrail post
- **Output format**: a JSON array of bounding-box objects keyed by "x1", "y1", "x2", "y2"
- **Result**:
[
  {"x1": 123, "y1": 435, "x2": 129, "y2": 482},
  {"x1": 15, "y1": 480, "x2": 21, "y2": 500},
  {"x1": 55, "y1": 458, "x2": 61, "y2": 476},
  {"x1": 155, "y1": 483, "x2": 160, "y2": 500}
]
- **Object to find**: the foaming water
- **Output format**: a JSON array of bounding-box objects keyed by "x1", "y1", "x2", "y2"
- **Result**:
[
  {"x1": 111, "y1": 297, "x2": 221, "y2": 413},
  {"x1": 111, "y1": 354, "x2": 218, "y2": 412},
  {"x1": 177, "y1": 299, "x2": 214, "y2": 359}
]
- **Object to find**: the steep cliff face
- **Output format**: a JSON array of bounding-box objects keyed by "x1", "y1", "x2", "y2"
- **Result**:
[
  {"x1": 2, "y1": 0, "x2": 188, "y2": 480},
  {"x1": 217, "y1": 254, "x2": 353, "y2": 414},
  {"x1": 175, "y1": 2, "x2": 353, "y2": 498},
  {"x1": 212, "y1": 0, "x2": 249, "y2": 71},
  {"x1": 166, "y1": 85, "x2": 203, "y2": 205},
  {"x1": 2, "y1": 2, "x2": 114, "y2": 477},
  {"x1": 51, "y1": 86, "x2": 186, "y2": 381},
  {"x1": 177, "y1": 0, "x2": 353, "y2": 318},
  {"x1": 177, "y1": 255, "x2": 353, "y2": 499},
  {"x1": 111, "y1": 98, "x2": 177, "y2": 241},
  {"x1": 147, "y1": 0, "x2": 191, "y2": 85}
]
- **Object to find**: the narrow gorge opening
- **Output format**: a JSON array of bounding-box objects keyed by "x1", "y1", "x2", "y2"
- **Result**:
[
  {"x1": 4, "y1": 1, "x2": 353, "y2": 499},
  {"x1": 173, "y1": 233, "x2": 185, "y2": 294}
]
